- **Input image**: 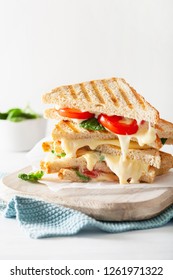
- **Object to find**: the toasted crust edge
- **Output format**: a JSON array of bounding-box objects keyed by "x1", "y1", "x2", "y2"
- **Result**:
[{"x1": 42, "y1": 77, "x2": 160, "y2": 124}]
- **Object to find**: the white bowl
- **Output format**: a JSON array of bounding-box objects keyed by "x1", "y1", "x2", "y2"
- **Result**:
[{"x1": 0, "y1": 118, "x2": 47, "y2": 152}]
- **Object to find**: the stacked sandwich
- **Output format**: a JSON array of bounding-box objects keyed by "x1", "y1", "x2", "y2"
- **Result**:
[{"x1": 40, "y1": 77, "x2": 173, "y2": 184}]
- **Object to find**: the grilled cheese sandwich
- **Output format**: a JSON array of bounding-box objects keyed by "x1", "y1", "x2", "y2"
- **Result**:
[{"x1": 40, "y1": 77, "x2": 173, "y2": 184}]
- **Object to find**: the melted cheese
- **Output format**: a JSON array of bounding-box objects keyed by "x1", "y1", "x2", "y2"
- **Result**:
[
  {"x1": 80, "y1": 151, "x2": 149, "y2": 184},
  {"x1": 61, "y1": 124, "x2": 156, "y2": 159},
  {"x1": 61, "y1": 138, "x2": 120, "y2": 157},
  {"x1": 135, "y1": 123, "x2": 156, "y2": 146},
  {"x1": 117, "y1": 135, "x2": 131, "y2": 160},
  {"x1": 82, "y1": 152, "x2": 100, "y2": 171},
  {"x1": 117, "y1": 124, "x2": 156, "y2": 160},
  {"x1": 103, "y1": 154, "x2": 148, "y2": 184},
  {"x1": 59, "y1": 124, "x2": 156, "y2": 184}
]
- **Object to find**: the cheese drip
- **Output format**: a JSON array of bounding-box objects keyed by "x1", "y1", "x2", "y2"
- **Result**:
[
  {"x1": 117, "y1": 135, "x2": 131, "y2": 161},
  {"x1": 61, "y1": 124, "x2": 156, "y2": 159},
  {"x1": 82, "y1": 152, "x2": 100, "y2": 171},
  {"x1": 102, "y1": 154, "x2": 148, "y2": 184},
  {"x1": 135, "y1": 123, "x2": 156, "y2": 146},
  {"x1": 61, "y1": 138, "x2": 121, "y2": 158},
  {"x1": 59, "y1": 124, "x2": 156, "y2": 184},
  {"x1": 117, "y1": 124, "x2": 156, "y2": 160},
  {"x1": 81, "y1": 151, "x2": 149, "y2": 184}
]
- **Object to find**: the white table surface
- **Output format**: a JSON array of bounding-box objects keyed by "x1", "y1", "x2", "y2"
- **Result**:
[{"x1": 0, "y1": 151, "x2": 173, "y2": 260}]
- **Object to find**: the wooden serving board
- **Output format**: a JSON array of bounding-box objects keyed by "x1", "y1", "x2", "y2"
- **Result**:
[{"x1": 0, "y1": 166, "x2": 173, "y2": 221}]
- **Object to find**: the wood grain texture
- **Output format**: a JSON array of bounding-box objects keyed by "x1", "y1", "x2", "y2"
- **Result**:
[{"x1": 0, "y1": 167, "x2": 173, "y2": 221}]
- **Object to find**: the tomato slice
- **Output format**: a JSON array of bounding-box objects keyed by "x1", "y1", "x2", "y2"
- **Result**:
[
  {"x1": 98, "y1": 114, "x2": 139, "y2": 135},
  {"x1": 83, "y1": 169, "x2": 99, "y2": 178},
  {"x1": 57, "y1": 108, "x2": 94, "y2": 119}
]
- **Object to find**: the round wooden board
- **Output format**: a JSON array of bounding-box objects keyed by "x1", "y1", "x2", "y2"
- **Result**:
[{"x1": 0, "y1": 166, "x2": 173, "y2": 221}]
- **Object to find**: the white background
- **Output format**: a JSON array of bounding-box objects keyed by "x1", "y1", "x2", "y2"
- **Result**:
[
  {"x1": 0, "y1": 0, "x2": 173, "y2": 121},
  {"x1": 0, "y1": 1, "x2": 173, "y2": 262}
]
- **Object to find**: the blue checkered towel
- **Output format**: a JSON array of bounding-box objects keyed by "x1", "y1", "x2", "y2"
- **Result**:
[{"x1": 1, "y1": 173, "x2": 173, "y2": 239}]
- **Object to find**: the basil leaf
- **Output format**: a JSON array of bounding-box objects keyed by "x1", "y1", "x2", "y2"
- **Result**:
[
  {"x1": 79, "y1": 117, "x2": 106, "y2": 131},
  {"x1": 7, "y1": 108, "x2": 39, "y2": 122},
  {"x1": 160, "y1": 138, "x2": 167, "y2": 145},
  {"x1": 51, "y1": 150, "x2": 66, "y2": 157},
  {"x1": 18, "y1": 170, "x2": 44, "y2": 182},
  {"x1": 0, "y1": 106, "x2": 41, "y2": 122},
  {"x1": 7, "y1": 109, "x2": 25, "y2": 121},
  {"x1": 0, "y1": 113, "x2": 8, "y2": 120},
  {"x1": 9, "y1": 117, "x2": 25, "y2": 122},
  {"x1": 75, "y1": 170, "x2": 90, "y2": 182}
]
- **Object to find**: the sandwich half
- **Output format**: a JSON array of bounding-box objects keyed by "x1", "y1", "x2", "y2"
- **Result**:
[{"x1": 41, "y1": 77, "x2": 173, "y2": 184}]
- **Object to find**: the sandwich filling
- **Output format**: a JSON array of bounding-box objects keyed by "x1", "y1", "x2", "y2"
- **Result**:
[
  {"x1": 82, "y1": 151, "x2": 149, "y2": 184},
  {"x1": 41, "y1": 150, "x2": 150, "y2": 184},
  {"x1": 60, "y1": 122, "x2": 156, "y2": 160},
  {"x1": 42, "y1": 109, "x2": 159, "y2": 183}
]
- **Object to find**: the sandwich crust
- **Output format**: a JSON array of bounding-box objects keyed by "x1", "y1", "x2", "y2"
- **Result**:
[
  {"x1": 156, "y1": 151, "x2": 173, "y2": 175},
  {"x1": 155, "y1": 119, "x2": 173, "y2": 145}
]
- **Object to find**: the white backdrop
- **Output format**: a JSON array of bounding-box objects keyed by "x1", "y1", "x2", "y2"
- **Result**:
[{"x1": 0, "y1": 0, "x2": 173, "y2": 121}]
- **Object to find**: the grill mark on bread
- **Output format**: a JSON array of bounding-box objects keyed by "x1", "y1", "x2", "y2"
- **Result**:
[
  {"x1": 130, "y1": 86, "x2": 146, "y2": 109},
  {"x1": 79, "y1": 83, "x2": 91, "y2": 102},
  {"x1": 112, "y1": 78, "x2": 133, "y2": 109},
  {"x1": 64, "y1": 121, "x2": 80, "y2": 133},
  {"x1": 90, "y1": 81, "x2": 105, "y2": 104},
  {"x1": 53, "y1": 120, "x2": 111, "y2": 139},
  {"x1": 67, "y1": 85, "x2": 77, "y2": 99},
  {"x1": 117, "y1": 88, "x2": 133, "y2": 109},
  {"x1": 101, "y1": 79, "x2": 119, "y2": 106}
]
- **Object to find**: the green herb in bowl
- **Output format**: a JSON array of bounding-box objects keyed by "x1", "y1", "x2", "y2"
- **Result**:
[
  {"x1": 0, "y1": 106, "x2": 41, "y2": 122},
  {"x1": 0, "y1": 105, "x2": 46, "y2": 152}
]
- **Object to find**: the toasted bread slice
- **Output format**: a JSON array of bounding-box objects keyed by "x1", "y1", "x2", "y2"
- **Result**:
[
  {"x1": 58, "y1": 168, "x2": 119, "y2": 182},
  {"x1": 42, "y1": 77, "x2": 159, "y2": 124},
  {"x1": 40, "y1": 155, "x2": 111, "y2": 174},
  {"x1": 57, "y1": 167, "x2": 157, "y2": 183},
  {"x1": 95, "y1": 146, "x2": 161, "y2": 168},
  {"x1": 56, "y1": 151, "x2": 173, "y2": 183},
  {"x1": 156, "y1": 151, "x2": 173, "y2": 175},
  {"x1": 42, "y1": 142, "x2": 161, "y2": 168},
  {"x1": 155, "y1": 119, "x2": 173, "y2": 145},
  {"x1": 51, "y1": 120, "x2": 162, "y2": 149},
  {"x1": 41, "y1": 153, "x2": 158, "y2": 183},
  {"x1": 40, "y1": 148, "x2": 161, "y2": 174},
  {"x1": 52, "y1": 119, "x2": 118, "y2": 140}
]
